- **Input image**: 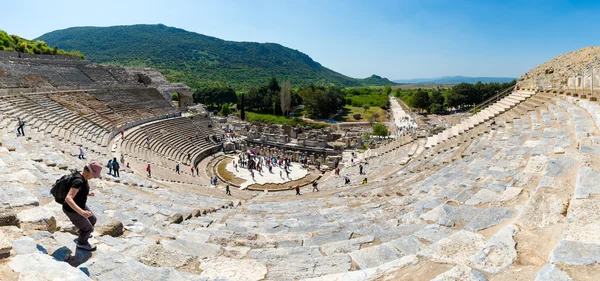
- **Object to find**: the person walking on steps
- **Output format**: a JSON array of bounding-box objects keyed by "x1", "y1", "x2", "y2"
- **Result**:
[
  {"x1": 226, "y1": 184, "x2": 231, "y2": 195},
  {"x1": 312, "y1": 181, "x2": 319, "y2": 192},
  {"x1": 107, "y1": 159, "x2": 113, "y2": 175},
  {"x1": 78, "y1": 147, "x2": 85, "y2": 160},
  {"x1": 176, "y1": 163, "x2": 180, "y2": 174},
  {"x1": 16, "y1": 117, "x2": 25, "y2": 137},
  {"x1": 295, "y1": 185, "x2": 301, "y2": 195},
  {"x1": 112, "y1": 157, "x2": 120, "y2": 178},
  {"x1": 146, "y1": 164, "x2": 151, "y2": 177},
  {"x1": 62, "y1": 161, "x2": 103, "y2": 251}
]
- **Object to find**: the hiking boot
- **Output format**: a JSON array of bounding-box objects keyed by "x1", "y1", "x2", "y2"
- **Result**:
[{"x1": 76, "y1": 243, "x2": 97, "y2": 251}]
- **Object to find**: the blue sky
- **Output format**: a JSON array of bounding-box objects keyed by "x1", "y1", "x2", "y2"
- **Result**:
[{"x1": 2, "y1": 0, "x2": 600, "y2": 80}]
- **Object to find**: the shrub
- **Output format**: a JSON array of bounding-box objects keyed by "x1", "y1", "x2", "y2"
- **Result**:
[
  {"x1": 353, "y1": 113, "x2": 362, "y2": 120},
  {"x1": 221, "y1": 104, "x2": 231, "y2": 116}
]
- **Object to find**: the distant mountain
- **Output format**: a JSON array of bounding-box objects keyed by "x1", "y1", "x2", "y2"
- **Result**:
[
  {"x1": 393, "y1": 76, "x2": 516, "y2": 84},
  {"x1": 37, "y1": 24, "x2": 395, "y2": 90}
]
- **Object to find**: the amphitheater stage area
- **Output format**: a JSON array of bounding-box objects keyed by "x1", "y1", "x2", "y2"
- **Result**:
[{"x1": 222, "y1": 159, "x2": 310, "y2": 190}]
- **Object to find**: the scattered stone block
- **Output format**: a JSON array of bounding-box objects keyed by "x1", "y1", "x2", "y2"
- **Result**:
[
  {"x1": 0, "y1": 209, "x2": 19, "y2": 227},
  {"x1": 464, "y1": 207, "x2": 513, "y2": 232},
  {"x1": 470, "y1": 225, "x2": 518, "y2": 274},
  {"x1": 199, "y1": 257, "x2": 268, "y2": 281},
  {"x1": 550, "y1": 239, "x2": 600, "y2": 265},
  {"x1": 9, "y1": 253, "x2": 91, "y2": 281},
  {"x1": 0, "y1": 233, "x2": 12, "y2": 258},
  {"x1": 431, "y1": 264, "x2": 488, "y2": 281},
  {"x1": 17, "y1": 207, "x2": 56, "y2": 231},
  {"x1": 96, "y1": 218, "x2": 124, "y2": 237},
  {"x1": 574, "y1": 167, "x2": 600, "y2": 199},
  {"x1": 320, "y1": 236, "x2": 374, "y2": 256},
  {"x1": 418, "y1": 230, "x2": 487, "y2": 264},
  {"x1": 535, "y1": 264, "x2": 573, "y2": 281},
  {"x1": 349, "y1": 244, "x2": 399, "y2": 269}
]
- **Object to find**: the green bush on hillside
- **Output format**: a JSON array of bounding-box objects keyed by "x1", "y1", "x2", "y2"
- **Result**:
[{"x1": 0, "y1": 30, "x2": 83, "y2": 58}]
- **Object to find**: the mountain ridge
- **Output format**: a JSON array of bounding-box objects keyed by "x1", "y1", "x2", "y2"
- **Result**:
[
  {"x1": 393, "y1": 76, "x2": 516, "y2": 84},
  {"x1": 37, "y1": 24, "x2": 395, "y2": 90}
]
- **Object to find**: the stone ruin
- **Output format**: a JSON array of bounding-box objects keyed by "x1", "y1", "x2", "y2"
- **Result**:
[{"x1": 0, "y1": 49, "x2": 598, "y2": 281}]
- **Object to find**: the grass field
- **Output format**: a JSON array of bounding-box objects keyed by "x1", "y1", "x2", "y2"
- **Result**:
[
  {"x1": 334, "y1": 105, "x2": 388, "y2": 122},
  {"x1": 243, "y1": 111, "x2": 328, "y2": 128}
]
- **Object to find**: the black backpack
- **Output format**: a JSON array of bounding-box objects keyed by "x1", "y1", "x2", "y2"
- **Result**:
[{"x1": 50, "y1": 173, "x2": 82, "y2": 204}]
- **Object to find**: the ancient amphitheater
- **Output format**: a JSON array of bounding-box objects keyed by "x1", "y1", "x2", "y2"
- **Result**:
[{"x1": 0, "y1": 47, "x2": 598, "y2": 281}]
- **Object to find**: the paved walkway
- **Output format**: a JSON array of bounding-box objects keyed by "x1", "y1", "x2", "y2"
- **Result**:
[
  {"x1": 390, "y1": 96, "x2": 417, "y2": 135},
  {"x1": 225, "y1": 162, "x2": 309, "y2": 189}
]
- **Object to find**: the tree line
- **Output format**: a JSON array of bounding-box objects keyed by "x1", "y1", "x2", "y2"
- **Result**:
[
  {"x1": 394, "y1": 80, "x2": 517, "y2": 114},
  {"x1": 192, "y1": 78, "x2": 394, "y2": 120}
]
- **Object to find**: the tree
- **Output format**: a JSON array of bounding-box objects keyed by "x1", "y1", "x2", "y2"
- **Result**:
[
  {"x1": 362, "y1": 104, "x2": 370, "y2": 113},
  {"x1": 299, "y1": 85, "x2": 345, "y2": 119},
  {"x1": 372, "y1": 123, "x2": 388, "y2": 137},
  {"x1": 411, "y1": 89, "x2": 430, "y2": 113},
  {"x1": 384, "y1": 85, "x2": 392, "y2": 96},
  {"x1": 221, "y1": 104, "x2": 231, "y2": 116},
  {"x1": 280, "y1": 80, "x2": 292, "y2": 116},
  {"x1": 428, "y1": 90, "x2": 444, "y2": 114},
  {"x1": 240, "y1": 93, "x2": 245, "y2": 120}
]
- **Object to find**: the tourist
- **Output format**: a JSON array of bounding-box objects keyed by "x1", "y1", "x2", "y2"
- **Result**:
[
  {"x1": 196, "y1": 166, "x2": 199, "y2": 176},
  {"x1": 362, "y1": 178, "x2": 368, "y2": 185},
  {"x1": 120, "y1": 129, "x2": 125, "y2": 139},
  {"x1": 214, "y1": 177, "x2": 218, "y2": 185},
  {"x1": 107, "y1": 159, "x2": 113, "y2": 175},
  {"x1": 120, "y1": 154, "x2": 125, "y2": 166},
  {"x1": 234, "y1": 161, "x2": 238, "y2": 171},
  {"x1": 62, "y1": 161, "x2": 103, "y2": 251},
  {"x1": 112, "y1": 157, "x2": 120, "y2": 178},
  {"x1": 295, "y1": 185, "x2": 301, "y2": 195},
  {"x1": 191, "y1": 167, "x2": 194, "y2": 176},
  {"x1": 78, "y1": 147, "x2": 85, "y2": 160},
  {"x1": 312, "y1": 181, "x2": 319, "y2": 192},
  {"x1": 226, "y1": 184, "x2": 231, "y2": 195},
  {"x1": 279, "y1": 170, "x2": 283, "y2": 179},
  {"x1": 359, "y1": 164, "x2": 363, "y2": 175},
  {"x1": 146, "y1": 136, "x2": 150, "y2": 148},
  {"x1": 16, "y1": 117, "x2": 25, "y2": 137},
  {"x1": 146, "y1": 164, "x2": 151, "y2": 177},
  {"x1": 176, "y1": 163, "x2": 180, "y2": 174}
]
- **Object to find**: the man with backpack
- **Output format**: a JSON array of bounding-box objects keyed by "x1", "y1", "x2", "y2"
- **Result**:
[
  {"x1": 52, "y1": 161, "x2": 103, "y2": 251},
  {"x1": 112, "y1": 157, "x2": 120, "y2": 178}
]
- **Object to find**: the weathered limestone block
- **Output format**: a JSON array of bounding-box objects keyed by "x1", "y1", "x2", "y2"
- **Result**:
[
  {"x1": 534, "y1": 264, "x2": 573, "y2": 281},
  {"x1": 470, "y1": 225, "x2": 518, "y2": 274},
  {"x1": 16, "y1": 207, "x2": 56, "y2": 231},
  {"x1": 199, "y1": 257, "x2": 268, "y2": 281},
  {"x1": 9, "y1": 253, "x2": 91, "y2": 281},
  {"x1": 418, "y1": 230, "x2": 487, "y2": 265},
  {"x1": 431, "y1": 264, "x2": 488, "y2": 281},
  {"x1": 463, "y1": 207, "x2": 513, "y2": 232},
  {"x1": 0, "y1": 233, "x2": 12, "y2": 258},
  {"x1": 320, "y1": 236, "x2": 374, "y2": 255},
  {"x1": 516, "y1": 191, "x2": 567, "y2": 230},
  {"x1": 574, "y1": 167, "x2": 600, "y2": 199},
  {"x1": 563, "y1": 198, "x2": 600, "y2": 244},
  {"x1": 96, "y1": 218, "x2": 124, "y2": 237},
  {"x1": 550, "y1": 239, "x2": 600, "y2": 265},
  {"x1": 0, "y1": 209, "x2": 19, "y2": 227},
  {"x1": 135, "y1": 244, "x2": 193, "y2": 268},
  {"x1": 348, "y1": 244, "x2": 399, "y2": 269}
]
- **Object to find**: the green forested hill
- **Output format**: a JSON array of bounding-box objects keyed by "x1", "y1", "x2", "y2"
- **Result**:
[{"x1": 37, "y1": 24, "x2": 395, "y2": 89}]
